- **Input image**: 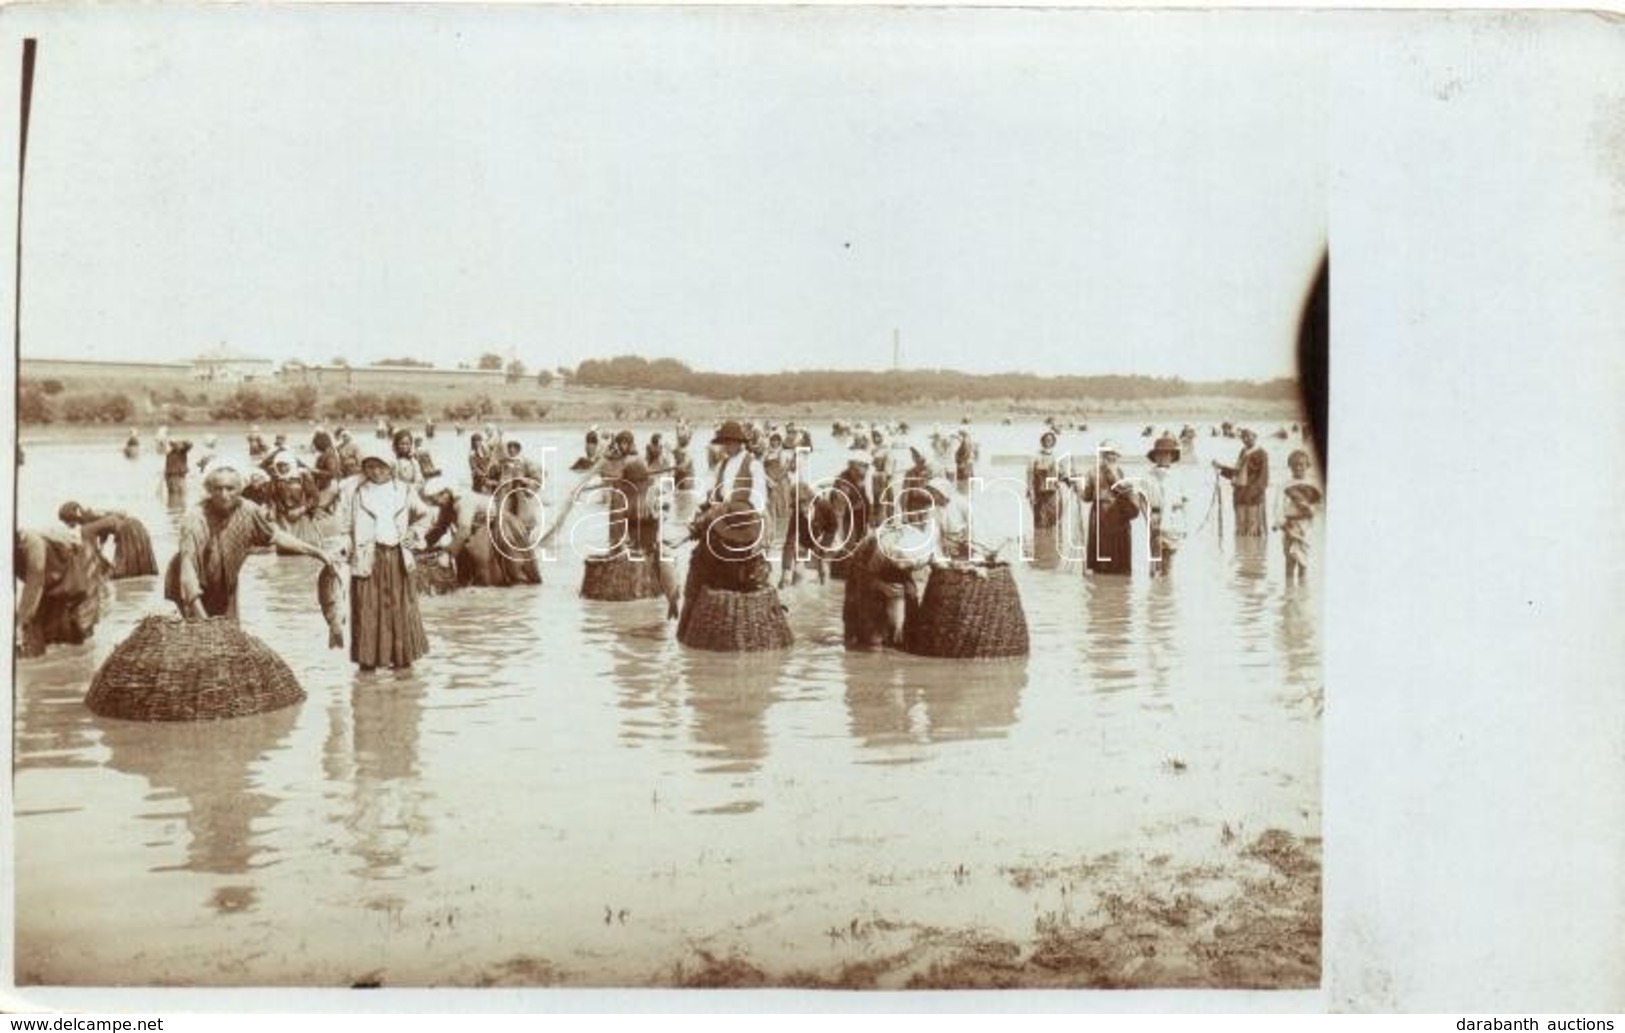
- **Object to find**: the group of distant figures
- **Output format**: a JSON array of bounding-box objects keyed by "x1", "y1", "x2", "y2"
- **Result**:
[
  {"x1": 16, "y1": 415, "x2": 1321, "y2": 666},
  {"x1": 1027, "y1": 421, "x2": 1322, "y2": 582}
]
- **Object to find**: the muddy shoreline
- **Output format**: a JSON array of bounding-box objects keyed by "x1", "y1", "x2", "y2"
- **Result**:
[{"x1": 461, "y1": 830, "x2": 1321, "y2": 991}]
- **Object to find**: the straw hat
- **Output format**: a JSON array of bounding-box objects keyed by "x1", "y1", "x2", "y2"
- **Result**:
[
  {"x1": 711, "y1": 420, "x2": 749, "y2": 445},
  {"x1": 1097, "y1": 439, "x2": 1122, "y2": 457},
  {"x1": 1146, "y1": 436, "x2": 1182, "y2": 463}
]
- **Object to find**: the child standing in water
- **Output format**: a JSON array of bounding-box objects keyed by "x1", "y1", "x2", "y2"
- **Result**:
[{"x1": 1276, "y1": 449, "x2": 1322, "y2": 582}]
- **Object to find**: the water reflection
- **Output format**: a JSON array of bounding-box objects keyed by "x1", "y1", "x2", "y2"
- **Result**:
[
  {"x1": 346, "y1": 678, "x2": 431, "y2": 880},
  {"x1": 1277, "y1": 582, "x2": 1320, "y2": 691},
  {"x1": 843, "y1": 652, "x2": 1026, "y2": 752},
  {"x1": 682, "y1": 653, "x2": 786, "y2": 803},
  {"x1": 96, "y1": 706, "x2": 299, "y2": 911},
  {"x1": 1082, "y1": 575, "x2": 1137, "y2": 693},
  {"x1": 1143, "y1": 577, "x2": 1179, "y2": 699},
  {"x1": 591, "y1": 609, "x2": 684, "y2": 750},
  {"x1": 13, "y1": 647, "x2": 102, "y2": 770},
  {"x1": 1227, "y1": 538, "x2": 1273, "y2": 666}
]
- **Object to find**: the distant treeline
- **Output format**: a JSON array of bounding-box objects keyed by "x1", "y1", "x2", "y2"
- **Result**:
[
  {"x1": 18, "y1": 379, "x2": 552, "y2": 426},
  {"x1": 573, "y1": 356, "x2": 1298, "y2": 405}
]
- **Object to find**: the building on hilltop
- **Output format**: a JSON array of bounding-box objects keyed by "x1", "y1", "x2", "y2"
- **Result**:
[
  {"x1": 192, "y1": 345, "x2": 275, "y2": 383},
  {"x1": 276, "y1": 363, "x2": 511, "y2": 389}
]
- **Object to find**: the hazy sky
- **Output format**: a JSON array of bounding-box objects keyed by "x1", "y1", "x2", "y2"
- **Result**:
[{"x1": 9, "y1": 5, "x2": 1327, "y2": 379}]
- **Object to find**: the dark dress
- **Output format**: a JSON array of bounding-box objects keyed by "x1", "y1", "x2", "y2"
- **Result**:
[
  {"x1": 1029, "y1": 453, "x2": 1062, "y2": 531},
  {"x1": 1081, "y1": 472, "x2": 1140, "y2": 575},
  {"x1": 1219, "y1": 445, "x2": 1270, "y2": 538}
]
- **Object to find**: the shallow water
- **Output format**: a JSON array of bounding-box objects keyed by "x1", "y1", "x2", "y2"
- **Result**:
[{"x1": 11, "y1": 421, "x2": 1321, "y2": 987}]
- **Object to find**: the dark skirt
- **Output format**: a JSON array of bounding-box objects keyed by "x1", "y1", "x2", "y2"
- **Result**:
[
  {"x1": 350, "y1": 546, "x2": 430, "y2": 669},
  {"x1": 1032, "y1": 490, "x2": 1060, "y2": 531},
  {"x1": 1085, "y1": 501, "x2": 1136, "y2": 575},
  {"x1": 21, "y1": 550, "x2": 105, "y2": 657},
  {"x1": 842, "y1": 536, "x2": 919, "y2": 649},
  {"x1": 1234, "y1": 502, "x2": 1267, "y2": 538},
  {"x1": 110, "y1": 519, "x2": 160, "y2": 578}
]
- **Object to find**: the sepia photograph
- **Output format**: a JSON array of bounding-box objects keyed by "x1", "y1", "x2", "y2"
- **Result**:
[{"x1": 2, "y1": 1, "x2": 1617, "y2": 1014}]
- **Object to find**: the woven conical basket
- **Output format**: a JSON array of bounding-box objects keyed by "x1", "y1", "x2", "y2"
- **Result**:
[
  {"x1": 677, "y1": 586, "x2": 793, "y2": 653},
  {"x1": 904, "y1": 564, "x2": 1030, "y2": 660},
  {"x1": 85, "y1": 615, "x2": 306, "y2": 721},
  {"x1": 581, "y1": 551, "x2": 664, "y2": 601},
  {"x1": 411, "y1": 549, "x2": 462, "y2": 597}
]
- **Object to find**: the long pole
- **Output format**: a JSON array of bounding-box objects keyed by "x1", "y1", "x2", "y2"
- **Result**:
[{"x1": 15, "y1": 39, "x2": 35, "y2": 359}]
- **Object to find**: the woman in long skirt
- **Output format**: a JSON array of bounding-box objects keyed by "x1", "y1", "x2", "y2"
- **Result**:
[
  {"x1": 339, "y1": 442, "x2": 434, "y2": 672},
  {"x1": 1073, "y1": 441, "x2": 1139, "y2": 576},
  {"x1": 58, "y1": 501, "x2": 159, "y2": 579}
]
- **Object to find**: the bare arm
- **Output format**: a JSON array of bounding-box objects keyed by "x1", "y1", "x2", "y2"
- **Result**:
[{"x1": 175, "y1": 514, "x2": 206, "y2": 615}]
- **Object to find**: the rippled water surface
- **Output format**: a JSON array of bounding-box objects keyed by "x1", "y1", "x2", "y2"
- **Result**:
[{"x1": 12, "y1": 422, "x2": 1321, "y2": 987}]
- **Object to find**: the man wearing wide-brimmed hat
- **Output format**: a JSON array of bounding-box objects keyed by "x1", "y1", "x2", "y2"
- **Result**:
[
  {"x1": 679, "y1": 420, "x2": 772, "y2": 621},
  {"x1": 1213, "y1": 426, "x2": 1269, "y2": 539}
]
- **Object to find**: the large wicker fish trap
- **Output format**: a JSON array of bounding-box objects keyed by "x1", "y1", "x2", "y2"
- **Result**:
[
  {"x1": 580, "y1": 551, "x2": 664, "y2": 601},
  {"x1": 677, "y1": 586, "x2": 794, "y2": 653},
  {"x1": 411, "y1": 549, "x2": 462, "y2": 597},
  {"x1": 904, "y1": 563, "x2": 1030, "y2": 660},
  {"x1": 84, "y1": 615, "x2": 306, "y2": 722}
]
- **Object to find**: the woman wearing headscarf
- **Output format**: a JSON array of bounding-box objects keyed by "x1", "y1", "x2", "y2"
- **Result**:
[
  {"x1": 953, "y1": 427, "x2": 978, "y2": 489},
  {"x1": 420, "y1": 476, "x2": 537, "y2": 587},
  {"x1": 310, "y1": 429, "x2": 343, "y2": 495},
  {"x1": 831, "y1": 443, "x2": 874, "y2": 561},
  {"x1": 924, "y1": 477, "x2": 973, "y2": 562},
  {"x1": 868, "y1": 427, "x2": 897, "y2": 525},
  {"x1": 391, "y1": 429, "x2": 425, "y2": 487},
  {"x1": 335, "y1": 428, "x2": 363, "y2": 478},
  {"x1": 15, "y1": 527, "x2": 105, "y2": 657},
  {"x1": 899, "y1": 447, "x2": 936, "y2": 529},
  {"x1": 760, "y1": 430, "x2": 791, "y2": 544},
  {"x1": 337, "y1": 441, "x2": 434, "y2": 671},
  {"x1": 58, "y1": 501, "x2": 159, "y2": 579},
  {"x1": 192, "y1": 433, "x2": 219, "y2": 474},
  {"x1": 602, "y1": 430, "x2": 651, "y2": 554},
  {"x1": 265, "y1": 449, "x2": 327, "y2": 551},
  {"x1": 842, "y1": 523, "x2": 932, "y2": 649},
  {"x1": 468, "y1": 432, "x2": 494, "y2": 493},
  {"x1": 164, "y1": 456, "x2": 335, "y2": 621},
  {"x1": 162, "y1": 438, "x2": 194, "y2": 504}
]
